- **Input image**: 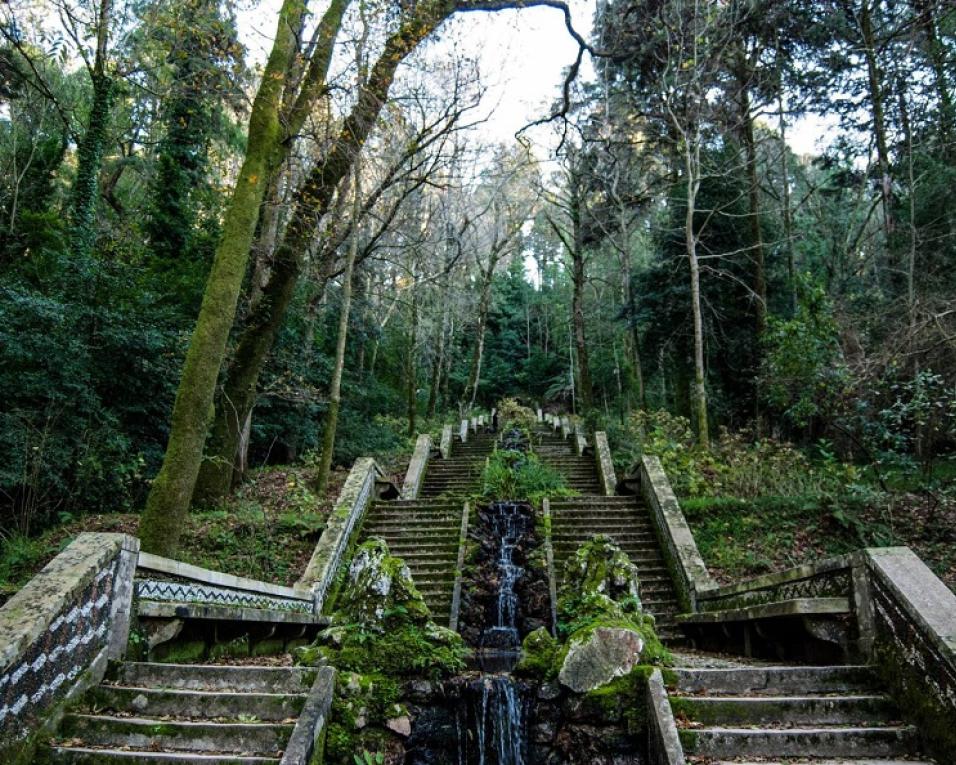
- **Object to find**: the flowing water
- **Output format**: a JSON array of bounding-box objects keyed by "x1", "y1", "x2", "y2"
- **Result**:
[{"x1": 459, "y1": 500, "x2": 532, "y2": 764}]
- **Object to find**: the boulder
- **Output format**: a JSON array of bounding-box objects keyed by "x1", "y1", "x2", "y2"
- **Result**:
[
  {"x1": 558, "y1": 627, "x2": 644, "y2": 693},
  {"x1": 335, "y1": 538, "x2": 430, "y2": 629},
  {"x1": 562, "y1": 535, "x2": 642, "y2": 610}
]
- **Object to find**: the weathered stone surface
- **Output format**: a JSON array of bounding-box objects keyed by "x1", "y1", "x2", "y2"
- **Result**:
[
  {"x1": 593, "y1": 432, "x2": 617, "y2": 496},
  {"x1": 558, "y1": 627, "x2": 644, "y2": 693},
  {"x1": 401, "y1": 434, "x2": 432, "y2": 500},
  {"x1": 296, "y1": 457, "x2": 381, "y2": 609},
  {"x1": 639, "y1": 454, "x2": 715, "y2": 609},
  {"x1": 562, "y1": 535, "x2": 643, "y2": 609},
  {"x1": 334, "y1": 539, "x2": 429, "y2": 629},
  {"x1": 386, "y1": 715, "x2": 412, "y2": 736}
]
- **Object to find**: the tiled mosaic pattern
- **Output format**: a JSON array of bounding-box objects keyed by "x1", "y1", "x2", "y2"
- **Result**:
[
  {"x1": 0, "y1": 561, "x2": 117, "y2": 741},
  {"x1": 135, "y1": 578, "x2": 312, "y2": 614}
]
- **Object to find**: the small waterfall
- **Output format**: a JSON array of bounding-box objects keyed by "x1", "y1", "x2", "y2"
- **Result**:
[
  {"x1": 480, "y1": 501, "x2": 528, "y2": 654},
  {"x1": 459, "y1": 500, "x2": 532, "y2": 764}
]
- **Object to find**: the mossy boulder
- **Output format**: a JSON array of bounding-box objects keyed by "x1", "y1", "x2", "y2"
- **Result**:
[
  {"x1": 516, "y1": 626, "x2": 560, "y2": 678},
  {"x1": 561, "y1": 534, "x2": 642, "y2": 609},
  {"x1": 542, "y1": 536, "x2": 670, "y2": 692},
  {"x1": 297, "y1": 539, "x2": 468, "y2": 681},
  {"x1": 336, "y1": 538, "x2": 430, "y2": 629},
  {"x1": 558, "y1": 625, "x2": 644, "y2": 693}
]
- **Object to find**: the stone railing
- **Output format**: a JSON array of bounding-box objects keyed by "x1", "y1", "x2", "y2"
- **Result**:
[
  {"x1": 297, "y1": 456, "x2": 382, "y2": 612},
  {"x1": 647, "y1": 669, "x2": 685, "y2": 765},
  {"x1": 135, "y1": 552, "x2": 315, "y2": 622},
  {"x1": 401, "y1": 433, "x2": 432, "y2": 499},
  {"x1": 695, "y1": 555, "x2": 854, "y2": 615},
  {"x1": 639, "y1": 455, "x2": 715, "y2": 611},
  {"x1": 594, "y1": 431, "x2": 617, "y2": 496},
  {"x1": 459, "y1": 418, "x2": 469, "y2": 443},
  {"x1": 0, "y1": 533, "x2": 138, "y2": 762},
  {"x1": 858, "y1": 547, "x2": 956, "y2": 762},
  {"x1": 439, "y1": 424, "x2": 453, "y2": 459},
  {"x1": 280, "y1": 666, "x2": 336, "y2": 765},
  {"x1": 574, "y1": 423, "x2": 587, "y2": 456}
]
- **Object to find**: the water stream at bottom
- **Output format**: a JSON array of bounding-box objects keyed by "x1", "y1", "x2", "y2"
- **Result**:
[{"x1": 458, "y1": 501, "x2": 531, "y2": 765}]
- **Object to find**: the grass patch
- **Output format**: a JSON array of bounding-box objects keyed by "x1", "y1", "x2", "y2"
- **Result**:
[
  {"x1": 682, "y1": 493, "x2": 956, "y2": 591},
  {"x1": 0, "y1": 462, "x2": 351, "y2": 604}
]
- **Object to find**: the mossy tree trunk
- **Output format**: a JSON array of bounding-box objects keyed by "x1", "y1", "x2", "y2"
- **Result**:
[{"x1": 138, "y1": 0, "x2": 312, "y2": 555}]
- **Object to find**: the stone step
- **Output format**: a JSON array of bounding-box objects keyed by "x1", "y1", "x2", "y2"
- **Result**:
[
  {"x1": 375, "y1": 500, "x2": 462, "y2": 508},
  {"x1": 363, "y1": 523, "x2": 460, "y2": 534},
  {"x1": 109, "y1": 664, "x2": 310, "y2": 695},
  {"x1": 393, "y1": 557, "x2": 458, "y2": 567},
  {"x1": 679, "y1": 725, "x2": 920, "y2": 759},
  {"x1": 87, "y1": 686, "x2": 306, "y2": 722},
  {"x1": 58, "y1": 714, "x2": 293, "y2": 757},
  {"x1": 672, "y1": 694, "x2": 897, "y2": 726},
  {"x1": 46, "y1": 748, "x2": 280, "y2": 763},
  {"x1": 673, "y1": 666, "x2": 878, "y2": 696}
]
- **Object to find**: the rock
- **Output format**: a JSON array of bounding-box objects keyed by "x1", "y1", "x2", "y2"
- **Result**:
[
  {"x1": 533, "y1": 720, "x2": 557, "y2": 743},
  {"x1": 386, "y1": 715, "x2": 412, "y2": 737},
  {"x1": 537, "y1": 681, "x2": 562, "y2": 701},
  {"x1": 336, "y1": 538, "x2": 430, "y2": 629},
  {"x1": 558, "y1": 627, "x2": 644, "y2": 693},
  {"x1": 405, "y1": 678, "x2": 433, "y2": 702},
  {"x1": 561, "y1": 535, "x2": 642, "y2": 610}
]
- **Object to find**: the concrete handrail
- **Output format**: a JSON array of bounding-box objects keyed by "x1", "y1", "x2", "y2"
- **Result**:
[
  {"x1": 640, "y1": 455, "x2": 715, "y2": 610},
  {"x1": 440, "y1": 424, "x2": 453, "y2": 459},
  {"x1": 280, "y1": 666, "x2": 336, "y2": 765},
  {"x1": 593, "y1": 432, "x2": 617, "y2": 496},
  {"x1": 647, "y1": 669, "x2": 685, "y2": 765}
]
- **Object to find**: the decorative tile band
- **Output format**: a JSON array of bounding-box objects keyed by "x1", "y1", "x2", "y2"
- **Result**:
[
  {"x1": 0, "y1": 560, "x2": 116, "y2": 741},
  {"x1": 135, "y1": 578, "x2": 312, "y2": 614}
]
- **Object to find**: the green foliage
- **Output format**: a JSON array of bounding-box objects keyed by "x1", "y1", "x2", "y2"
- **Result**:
[
  {"x1": 760, "y1": 276, "x2": 846, "y2": 426},
  {"x1": 480, "y1": 449, "x2": 575, "y2": 504},
  {"x1": 616, "y1": 409, "x2": 858, "y2": 499},
  {"x1": 0, "y1": 262, "x2": 182, "y2": 534},
  {"x1": 496, "y1": 397, "x2": 537, "y2": 434},
  {"x1": 353, "y1": 752, "x2": 384, "y2": 765}
]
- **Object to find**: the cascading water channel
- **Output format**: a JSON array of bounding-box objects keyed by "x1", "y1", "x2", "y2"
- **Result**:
[
  {"x1": 458, "y1": 499, "x2": 534, "y2": 764},
  {"x1": 480, "y1": 501, "x2": 526, "y2": 655}
]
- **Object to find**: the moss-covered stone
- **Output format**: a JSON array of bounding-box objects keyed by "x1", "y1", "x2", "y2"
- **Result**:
[
  {"x1": 336, "y1": 538, "x2": 430, "y2": 628},
  {"x1": 516, "y1": 626, "x2": 560, "y2": 679},
  {"x1": 297, "y1": 539, "x2": 468, "y2": 681}
]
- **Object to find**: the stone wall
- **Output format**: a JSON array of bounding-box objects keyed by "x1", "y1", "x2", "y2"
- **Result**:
[
  {"x1": 0, "y1": 532, "x2": 138, "y2": 761},
  {"x1": 860, "y1": 547, "x2": 956, "y2": 762}
]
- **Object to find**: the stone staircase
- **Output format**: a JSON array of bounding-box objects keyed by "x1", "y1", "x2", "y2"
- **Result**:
[
  {"x1": 45, "y1": 662, "x2": 311, "y2": 763},
  {"x1": 418, "y1": 430, "x2": 495, "y2": 498},
  {"x1": 358, "y1": 498, "x2": 463, "y2": 624},
  {"x1": 533, "y1": 430, "x2": 603, "y2": 494},
  {"x1": 534, "y1": 426, "x2": 684, "y2": 643},
  {"x1": 671, "y1": 664, "x2": 935, "y2": 764}
]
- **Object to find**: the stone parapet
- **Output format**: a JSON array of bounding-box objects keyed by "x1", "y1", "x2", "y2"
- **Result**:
[
  {"x1": 297, "y1": 456, "x2": 382, "y2": 612},
  {"x1": 0, "y1": 532, "x2": 138, "y2": 760},
  {"x1": 402, "y1": 433, "x2": 433, "y2": 499},
  {"x1": 860, "y1": 546, "x2": 956, "y2": 762},
  {"x1": 594, "y1": 432, "x2": 617, "y2": 496},
  {"x1": 640, "y1": 455, "x2": 715, "y2": 611},
  {"x1": 440, "y1": 424, "x2": 453, "y2": 459},
  {"x1": 647, "y1": 668, "x2": 685, "y2": 765}
]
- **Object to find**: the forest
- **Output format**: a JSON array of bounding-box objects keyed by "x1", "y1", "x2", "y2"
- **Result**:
[{"x1": 0, "y1": 0, "x2": 954, "y2": 590}]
